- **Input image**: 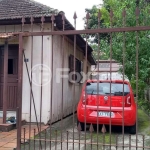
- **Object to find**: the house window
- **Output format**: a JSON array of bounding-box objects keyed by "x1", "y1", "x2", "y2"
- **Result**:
[
  {"x1": 8, "y1": 59, "x2": 13, "y2": 74},
  {"x1": 69, "y1": 55, "x2": 82, "y2": 83}
]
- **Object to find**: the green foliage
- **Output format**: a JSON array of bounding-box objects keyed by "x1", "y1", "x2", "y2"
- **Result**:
[
  {"x1": 138, "y1": 109, "x2": 150, "y2": 132},
  {"x1": 86, "y1": 0, "x2": 150, "y2": 110},
  {"x1": 90, "y1": 39, "x2": 110, "y2": 60},
  {"x1": 138, "y1": 99, "x2": 150, "y2": 115}
]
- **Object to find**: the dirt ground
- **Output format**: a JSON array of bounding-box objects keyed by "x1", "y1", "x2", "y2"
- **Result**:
[{"x1": 21, "y1": 109, "x2": 150, "y2": 150}]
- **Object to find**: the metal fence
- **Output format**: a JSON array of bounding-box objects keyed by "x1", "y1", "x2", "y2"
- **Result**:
[{"x1": 0, "y1": 7, "x2": 150, "y2": 150}]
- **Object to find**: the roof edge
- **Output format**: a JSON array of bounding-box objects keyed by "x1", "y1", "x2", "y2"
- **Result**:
[{"x1": 0, "y1": 15, "x2": 96, "y2": 65}]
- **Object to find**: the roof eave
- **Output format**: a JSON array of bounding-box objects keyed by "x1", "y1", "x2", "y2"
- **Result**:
[{"x1": 0, "y1": 15, "x2": 96, "y2": 65}]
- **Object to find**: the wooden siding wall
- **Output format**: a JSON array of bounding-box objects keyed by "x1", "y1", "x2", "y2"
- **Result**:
[{"x1": 0, "y1": 23, "x2": 91, "y2": 124}]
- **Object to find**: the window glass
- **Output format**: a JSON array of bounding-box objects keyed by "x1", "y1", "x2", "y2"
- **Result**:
[
  {"x1": 8, "y1": 59, "x2": 13, "y2": 74},
  {"x1": 68, "y1": 55, "x2": 82, "y2": 83},
  {"x1": 86, "y1": 82, "x2": 130, "y2": 96}
]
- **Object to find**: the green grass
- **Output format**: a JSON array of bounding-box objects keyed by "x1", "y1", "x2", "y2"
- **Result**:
[
  {"x1": 79, "y1": 132, "x2": 116, "y2": 150},
  {"x1": 83, "y1": 128, "x2": 116, "y2": 145},
  {"x1": 35, "y1": 129, "x2": 61, "y2": 140},
  {"x1": 138, "y1": 109, "x2": 150, "y2": 134},
  {"x1": 91, "y1": 132, "x2": 116, "y2": 144}
]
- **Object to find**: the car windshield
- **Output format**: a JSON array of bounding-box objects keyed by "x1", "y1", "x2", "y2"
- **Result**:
[{"x1": 86, "y1": 82, "x2": 130, "y2": 96}]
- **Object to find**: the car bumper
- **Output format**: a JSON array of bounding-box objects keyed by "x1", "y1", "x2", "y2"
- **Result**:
[{"x1": 77, "y1": 105, "x2": 136, "y2": 126}]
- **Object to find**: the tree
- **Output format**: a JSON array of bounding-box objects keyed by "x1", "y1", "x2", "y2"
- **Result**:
[{"x1": 86, "y1": 0, "x2": 150, "y2": 102}]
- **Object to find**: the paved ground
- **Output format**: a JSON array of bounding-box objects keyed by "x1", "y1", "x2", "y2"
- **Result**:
[
  {"x1": 0, "y1": 109, "x2": 150, "y2": 150},
  {"x1": 21, "y1": 109, "x2": 150, "y2": 150},
  {"x1": 0, "y1": 124, "x2": 48, "y2": 150}
]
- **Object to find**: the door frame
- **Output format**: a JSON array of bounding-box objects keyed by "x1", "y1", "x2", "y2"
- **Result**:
[{"x1": 0, "y1": 42, "x2": 19, "y2": 123}]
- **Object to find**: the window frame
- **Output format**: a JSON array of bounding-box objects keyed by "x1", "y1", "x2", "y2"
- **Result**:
[{"x1": 68, "y1": 54, "x2": 83, "y2": 83}]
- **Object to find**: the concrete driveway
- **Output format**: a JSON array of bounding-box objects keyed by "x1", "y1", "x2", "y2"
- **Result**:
[{"x1": 22, "y1": 109, "x2": 150, "y2": 150}]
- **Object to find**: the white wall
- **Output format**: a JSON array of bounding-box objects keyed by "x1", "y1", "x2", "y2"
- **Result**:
[
  {"x1": 22, "y1": 24, "x2": 52, "y2": 124},
  {"x1": 0, "y1": 23, "x2": 91, "y2": 124},
  {"x1": 52, "y1": 35, "x2": 86, "y2": 122}
]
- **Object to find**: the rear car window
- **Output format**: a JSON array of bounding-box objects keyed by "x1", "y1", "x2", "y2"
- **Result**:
[{"x1": 86, "y1": 82, "x2": 130, "y2": 96}]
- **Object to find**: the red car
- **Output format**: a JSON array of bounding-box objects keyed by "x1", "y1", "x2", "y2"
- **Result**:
[{"x1": 77, "y1": 79, "x2": 137, "y2": 134}]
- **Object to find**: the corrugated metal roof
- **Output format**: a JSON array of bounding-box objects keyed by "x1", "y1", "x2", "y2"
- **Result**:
[
  {"x1": 0, "y1": 0, "x2": 58, "y2": 20},
  {"x1": 91, "y1": 60, "x2": 122, "y2": 72}
]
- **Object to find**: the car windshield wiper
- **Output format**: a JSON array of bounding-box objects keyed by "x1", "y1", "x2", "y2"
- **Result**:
[
  {"x1": 105, "y1": 92, "x2": 114, "y2": 95},
  {"x1": 114, "y1": 91, "x2": 129, "y2": 96},
  {"x1": 91, "y1": 90, "x2": 94, "y2": 95},
  {"x1": 86, "y1": 90, "x2": 94, "y2": 95}
]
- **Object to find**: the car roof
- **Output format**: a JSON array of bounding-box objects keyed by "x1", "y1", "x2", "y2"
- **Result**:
[
  {"x1": 87, "y1": 79, "x2": 129, "y2": 84},
  {"x1": 92, "y1": 72, "x2": 129, "y2": 82}
]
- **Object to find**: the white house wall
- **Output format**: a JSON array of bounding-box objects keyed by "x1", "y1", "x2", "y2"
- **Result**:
[
  {"x1": 52, "y1": 35, "x2": 86, "y2": 122},
  {"x1": 22, "y1": 24, "x2": 52, "y2": 124},
  {"x1": 0, "y1": 23, "x2": 91, "y2": 124}
]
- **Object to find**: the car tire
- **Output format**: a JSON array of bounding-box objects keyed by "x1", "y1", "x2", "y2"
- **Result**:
[
  {"x1": 77, "y1": 119, "x2": 85, "y2": 131},
  {"x1": 129, "y1": 123, "x2": 136, "y2": 134}
]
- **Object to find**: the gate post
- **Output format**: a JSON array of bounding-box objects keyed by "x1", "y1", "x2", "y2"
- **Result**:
[
  {"x1": 17, "y1": 34, "x2": 23, "y2": 150},
  {"x1": 3, "y1": 40, "x2": 8, "y2": 123}
]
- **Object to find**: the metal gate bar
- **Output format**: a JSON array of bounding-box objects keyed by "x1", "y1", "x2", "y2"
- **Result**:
[
  {"x1": 20, "y1": 26, "x2": 150, "y2": 36},
  {"x1": 20, "y1": 136, "x2": 148, "y2": 148},
  {"x1": 73, "y1": 12, "x2": 77, "y2": 150},
  {"x1": 49, "y1": 14, "x2": 55, "y2": 150},
  {"x1": 136, "y1": 8, "x2": 140, "y2": 150},
  {"x1": 17, "y1": 34, "x2": 23, "y2": 150},
  {"x1": 29, "y1": 16, "x2": 34, "y2": 150},
  {"x1": 2, "y1": 40, "x2": 8, "y2": 123},
  {"x1": 13, "y1": 7, "x2": 150, "y2": 150}
]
